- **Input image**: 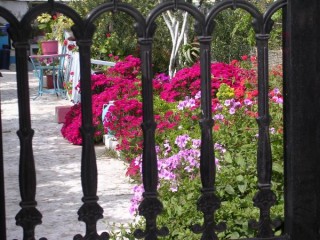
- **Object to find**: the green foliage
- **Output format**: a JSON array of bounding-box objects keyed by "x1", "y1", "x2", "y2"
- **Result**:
[
  {"x1": 36, "y1": 13, "x2": 73, "y2": 42},
  {"x1": 206, "y1": 0, "x2": 283, "y2": 62},
  {"x1": 112, "y1": 57, "x2": 284, "y2": 238},
  {"x1": 69, "y1": 0, "x2": 171, "y2": 73},
  {"x1": 179, "y1": 41, "x2": 200, "y2": 67},
  {"x1": 68, "y1": 0, "x2": 282, "y2": 73},
  {"x1": 36, "y1": 13, "x2": 53, "y2": 35},
  {"x1": 69, "y1": 0, "x2": 136, "y2": 60},
  {"x1": 216, "y1": 83, "x2": 235, "y2": 101},
  {"x1": 269, "y1": 10, "x2": 283, "y2": 50},
  {"x1": 211, "y1": 9, "x2": 254, "y2": 63}
]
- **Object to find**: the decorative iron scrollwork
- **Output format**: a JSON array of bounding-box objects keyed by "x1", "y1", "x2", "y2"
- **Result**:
[
  {"x1": 77, "y1": 201, "x2": 104, "y2": 225},
  {"x1": 249, "y1": 189, "x2": 282, "y2": 238},
  {"x1": 73, "y1": 201, "x2": 109, "y2": 240},
  {"x1": 15, "y1": 206, "x2": 47, "y2": 240},
  {"x1": 173, "y1": 0, "x2": 178, "y2": 11},
  {"x1": 113, "y1": 0, "x2": 118, "y2": 12},
  {"x1": 134, "y1": 195, "x2": 169, "y2": 239},
  {"x1": 191, "y1": 191, "x2": 226, "y2": 239},
  {"x1": 232, "y1": 0, "x2": 237, "y2": 10}
]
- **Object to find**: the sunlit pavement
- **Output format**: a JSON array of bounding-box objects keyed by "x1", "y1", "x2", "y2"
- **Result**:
[{"x1": 1, "y1": 70, "x2": 133, "y2": 239}]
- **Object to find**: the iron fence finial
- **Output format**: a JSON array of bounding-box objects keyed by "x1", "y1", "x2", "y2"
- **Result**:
[
  {"x1": 232, "y1": 0, "x2": 237, "y2": 10},
  {"x1": 113, "y1": 0, "x2": 118, "y2": 12},
  {"x1": 48, "y1": 0, "x2": 55, "y2": 16},
  {"x1": 48, "y1": 0, "x2": 54, "y2": 9},
  {"x1": 173, "y1": 0, "x2": 178, "y2": 11}
]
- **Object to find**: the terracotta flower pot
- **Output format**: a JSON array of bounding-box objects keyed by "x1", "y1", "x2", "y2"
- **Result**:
[
  {"x1": 41, "y1": 40, "x2": 58, "y2": 55},
  {"x1": 46, "y1": 74, "x2": 55, "y2": 89}
]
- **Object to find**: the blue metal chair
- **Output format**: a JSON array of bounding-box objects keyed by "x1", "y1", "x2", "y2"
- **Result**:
[{"x1": 30, "y1": 45, "x2": 68, "y2": 99}]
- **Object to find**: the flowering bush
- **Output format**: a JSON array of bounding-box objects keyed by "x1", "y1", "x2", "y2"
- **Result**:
[
  {"x1": 63, "y1": 78, "x2": 73, "y2": 96},
  {"x1": 129, "y1": 135, "x2": 225, "y2": 215},
  {"x1": 108, "y1": 60, "x2": 283, "y2": 239},
  {"x1": 61, "y1": 55, "x2": 284, "y2": 238},
  {"x1": 115, "y1": 82, "x2": 284, "y2": 239},
  {"x1": 63, "y1": 39, "x2": 78, "y2": 53},
  {"x1": 61, "y1": 55, "x2": 141, "y2": 145},
  {"x1": 159, "y1": 61, "x2": 255, "y2": 102},
  {"x1": 36, "y1": 13, "x2": 73, "y2": 42}
]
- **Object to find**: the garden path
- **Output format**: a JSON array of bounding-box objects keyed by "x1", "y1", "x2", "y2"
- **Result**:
[{"x1": 1, "y1": 70, "x2": 134, "y2": 239}]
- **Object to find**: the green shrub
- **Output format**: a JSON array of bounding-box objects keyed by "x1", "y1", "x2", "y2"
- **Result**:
[{"x1": 109, "y1": 59, "x2": 284, "y2": 239}]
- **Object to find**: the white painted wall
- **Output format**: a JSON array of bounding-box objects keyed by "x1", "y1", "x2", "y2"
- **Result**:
[{"x1": 0, "y1": 1, "x2": 29, "y2": 23}]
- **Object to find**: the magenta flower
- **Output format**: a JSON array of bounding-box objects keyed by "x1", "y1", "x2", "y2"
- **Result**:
[
  {"x1": 175, "y1": 134, "x2": 191, "y2": 149},
  {"x1": 229, "y1": 108, "x2": 236, "y2": 115},
  {"x1": 214, "y1": 114, "x2": 224, "y2": 121},
  {"x1": 244, "y1": 99, "x2": 253, "y2": 106},
  {"x1": 195, "y1": 91, "x2": 201, "y2": 99},
  {"x1": 224, "y1": 99, "x2": 231, "y2": 106}
]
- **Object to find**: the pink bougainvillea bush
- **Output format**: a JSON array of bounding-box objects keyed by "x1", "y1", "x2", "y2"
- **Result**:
[
  {"x1": 109, "y1": 57, "x2": 284, "y2": 239},
  {"x1": 159, "y1": 61, "x2": 256, "y2": 102},
  {"x1": 61, "y1": 55, "x2": 141, "y2": 145},
  {"x1": 61, "y1": 54, "x2": 282, "y2": 179},
  {"x1": 61, "y1": 55, "x2": 260, "y2": 174},
  {"x1": 61, "y1": 55, "x2": 285, "y2": 238}
]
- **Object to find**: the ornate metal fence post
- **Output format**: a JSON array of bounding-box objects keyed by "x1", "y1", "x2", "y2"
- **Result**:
[
  {"x1": 14, "y1": 38, "x2": 45, "y2": 240},
  {"x1": 133, "y1": 35, "x2": 169, "y2": 240},
  {"x1": 191, "y1": 34, "x2": 226, "y2": 240},
  {"x1": 73, "y1": 27, "x2": 109, "y2": 239},
  {"x1": 249, "y1": 29, "x2": 277, "y2": 237},
  {"x1": 284, "y1": 1, "x2": 320, "y2": 239},
  {"x1": 249, "y1": 1, "x2": 287, "y2": 237}
]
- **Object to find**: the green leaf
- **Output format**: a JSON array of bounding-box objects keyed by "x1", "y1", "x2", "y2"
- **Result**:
[
  {"x1": 273, "y1": 162, "x2": 283, "y2": 174},
  {"x1": 236, "y1": 175, "x2": 244, "y2": 182},
  {"x1": 229, "y1": 231, "x2": 240, "y2": 239},
  {"x1": 187, "y1": 192, "x2": 194, "y2": 200},
  {"x1": 225, "y1": 184, "x2": 235, "y2": 194},
  {"x1": 238, "y1": 184, "x2": 247, "y2": 193},
  {"x1": 224, "y1": 152, "x2": 233, "y2": 163},
  {"x1": 235, "y1": 156, "x2": 246, "y2": 167}
]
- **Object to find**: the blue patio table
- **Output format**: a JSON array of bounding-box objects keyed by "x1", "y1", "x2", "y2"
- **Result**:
[{"x1": 29, "y1": 53, "x2": 68, "y2": 99}]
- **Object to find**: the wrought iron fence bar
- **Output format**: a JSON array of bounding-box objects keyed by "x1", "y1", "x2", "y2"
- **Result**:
[
  {"x1": 139, "y1": 38, "x2": 157, "y2": 194},
  {"x1": 14, "y1": 41, "x2": 45, "y2": 240},
  {"x1": 249, "y1": 23, "x2": 278, "y2": 238},
  {"x1": 74, "y1": 38, "x2": 109, "y2": 240},
  {"x1": 198, "y1": 36, "x2": 214, "y2": 189},
  {"x1": 133, "y1": 37, "x2": 169, "y2": 240},
  {"x1": 255, "y1": 34, "x2": 272, "y2": 186},
  {"x1": 191, "y1": 36, "x2": 226, "y2": 239}
]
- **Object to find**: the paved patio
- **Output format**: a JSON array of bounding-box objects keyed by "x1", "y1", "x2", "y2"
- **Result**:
[{"x1": 1, "y1": 70, "x2": 134, "y2": 239}]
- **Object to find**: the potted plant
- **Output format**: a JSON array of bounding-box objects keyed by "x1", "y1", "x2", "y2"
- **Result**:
[{"x1": 36, "y1": 13, "x2": 73, "y2": 55}]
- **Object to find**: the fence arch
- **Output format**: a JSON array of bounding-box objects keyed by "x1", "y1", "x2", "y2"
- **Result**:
[
  {"x1": 19, "y1": 1, "x2": 83, "y2": 41},
  {"x1": 86, "y1": 3, "x2": 146, "y2": 39},
  {"x1": 146, "y1": 2, "x2": 205, "y2": 36},
  {"x1": 206, "y1": 0, "x2": 262, "y2": 34}
]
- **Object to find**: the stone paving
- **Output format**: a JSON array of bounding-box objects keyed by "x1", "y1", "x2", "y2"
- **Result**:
[{"x1": 1, "y1": 70, "x2": 134, "y2": 239}]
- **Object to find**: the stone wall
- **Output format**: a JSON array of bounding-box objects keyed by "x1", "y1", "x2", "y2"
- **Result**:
[{"x1": 269, "y1": 49, "x2": 282, "y2": 66}]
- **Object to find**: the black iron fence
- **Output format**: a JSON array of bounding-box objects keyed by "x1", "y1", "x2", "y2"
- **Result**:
[{"x1": 2, "y1": 0, "x2": 316, "y2": 239}]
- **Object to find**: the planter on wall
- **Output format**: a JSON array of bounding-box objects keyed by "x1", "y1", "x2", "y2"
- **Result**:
[{"x1": 41, "y1": 40, "x2": 58, "y2": 55}]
